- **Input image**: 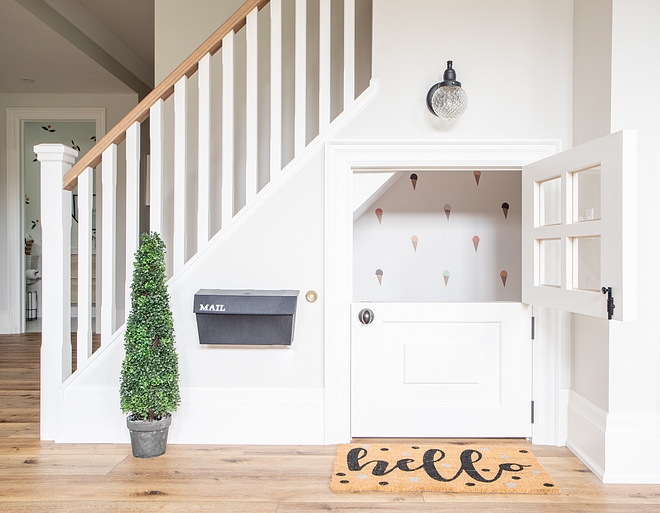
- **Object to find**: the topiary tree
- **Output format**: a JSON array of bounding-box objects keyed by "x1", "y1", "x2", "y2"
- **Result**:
[{"x1": 120, "y1": 232, "x2": 180, "y2": 422}]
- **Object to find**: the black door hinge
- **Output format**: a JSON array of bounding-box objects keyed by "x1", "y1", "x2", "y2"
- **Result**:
[
  {"x1": 531, "y1": 400, "x2": 535, "y2": 424},
  {"x1": 602, "y1": 287, "x2": 615, "y2": 320},
  {"x1": 531, "y1": 316, "x2": 535, "y2": 340}
]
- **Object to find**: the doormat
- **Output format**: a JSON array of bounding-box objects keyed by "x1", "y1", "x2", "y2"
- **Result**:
[{"x1": 330, "y1": 443, "x2": 559, "y2": 494}]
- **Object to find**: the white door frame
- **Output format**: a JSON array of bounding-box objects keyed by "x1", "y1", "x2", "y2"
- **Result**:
[
  {"x1": 6, "y1": 108, "x2": 105, "y2": 333},
  {"x1": 324, "y1": 141, "x2": 567, "y2": 445}
]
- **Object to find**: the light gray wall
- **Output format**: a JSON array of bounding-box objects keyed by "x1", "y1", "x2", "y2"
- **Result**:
[
  {"x1": 573, "y1": 0, "x2": 612, "y2": 147},
  {"x1": 571, "y1": 313, "x2": 609, "y2": 411},
  {"x1": 570, "y1": 0, "x2": 612, "y2": 412},
  {"x1": 155, "y1": 0, "x2": 245, "y2": 83}
]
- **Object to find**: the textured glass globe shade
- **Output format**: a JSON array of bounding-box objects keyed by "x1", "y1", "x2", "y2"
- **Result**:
[{"x1": 431, "y1": 85, "x2": 468, "y2": 120}]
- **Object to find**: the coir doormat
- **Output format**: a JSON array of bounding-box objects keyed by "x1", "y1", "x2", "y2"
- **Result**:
[{"x1": 330, "y1": 443, "x2": 559, "y2": 494}]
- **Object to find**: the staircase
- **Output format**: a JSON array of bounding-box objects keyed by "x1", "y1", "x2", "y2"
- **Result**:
[{"x1": 36, "y1": 0, "x2": 377, "y2": 443}]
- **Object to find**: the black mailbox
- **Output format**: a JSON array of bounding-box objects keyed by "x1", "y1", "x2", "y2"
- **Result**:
[{"x1": 194, "y1": 289, "x2": 299, "y2": 345}]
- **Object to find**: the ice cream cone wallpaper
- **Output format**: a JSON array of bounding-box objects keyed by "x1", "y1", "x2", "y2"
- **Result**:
[{"x1": 353, "y1": 171, "x2": 520, "y2": 302}]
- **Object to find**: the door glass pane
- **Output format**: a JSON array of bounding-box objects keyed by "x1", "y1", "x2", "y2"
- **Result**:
[
  {"x1": 573, "y1": 166, "x2": 601, "y2": 223},
  {"x1": 539, "y1": 239, "x2": 561, "y2": 287},
  {"x1": 539, "y1": 177, "x2": 561, "y2": 226},
  {"x1": 573, "y1": 236, "x2": 601, "y2": 291}
]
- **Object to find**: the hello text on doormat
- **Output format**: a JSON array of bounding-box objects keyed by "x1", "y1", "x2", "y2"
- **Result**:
[{"x1": 330, "y1": 443, "x2": 559, "y2": 494}]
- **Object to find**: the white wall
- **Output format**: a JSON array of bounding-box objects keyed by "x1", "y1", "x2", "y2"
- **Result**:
[
  {"x1": 339, "y1": 0, "x2": 573, "y2": 148},
  {"x1": 57, "y1": 0, "x2": 577, "y2": 444},
  {"x1": 354, "y1": 171, "x2": 522, "y2": 302},
  {"x1": 0, "y1": 93, "x2": 137, "y2": 334},
  {"x1": 604, "y1": 0, "x2": 660, "y2": 482},
  {"x1": 568, "y1": 0, "x2": 660, "y2": 483},
  {"x1": 62, "y1": 150, "x2": 327, "y2": 444}
]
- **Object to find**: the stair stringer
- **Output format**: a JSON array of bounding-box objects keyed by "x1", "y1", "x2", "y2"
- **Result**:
[{"x1": 54, "y1": 80, "x2": 380, "y2": 444}]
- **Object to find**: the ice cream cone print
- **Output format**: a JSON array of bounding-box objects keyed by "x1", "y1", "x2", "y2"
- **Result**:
[
  {"x1": 375, "y1": 269, "x2": 383, "y2": 285},
  {"x1": 472, "y1": 235, "x2": 480, "y2": 252},
  {"x1": 444, "y1": 204, "x2": 451, "y2": 220},
  {"x1": 375, "y1": 208, "x2": 383, "y2": 224},
  {"x1": 501, "y1": 202, "x2": 509, "y2": 219},
  {"x1": 410, "y1": 173, "x2": 418, "y2": 190},
  {"x1": 411, "y1": 235, "x2": 419, "y2": 252},
  {"x1": 443, "y1": 270, "x2": 450, "y2": 287},
  {"x1": 500, "y1": 270, "x2": 508, "y2": 287},
  {"x1": 474, "y1": 170, "x2": 481, "y2": 186}
]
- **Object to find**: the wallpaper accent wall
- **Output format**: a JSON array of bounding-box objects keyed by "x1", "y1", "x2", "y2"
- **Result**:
[{"x1": 353, "y1": 171, "x2": 522, "y2": 302}]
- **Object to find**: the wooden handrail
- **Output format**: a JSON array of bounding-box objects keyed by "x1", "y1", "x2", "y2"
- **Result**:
[{"x1": 63, "y1": 0, "x2": 270, "y2": 191}]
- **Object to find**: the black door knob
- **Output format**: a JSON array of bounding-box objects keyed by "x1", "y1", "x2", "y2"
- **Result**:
[{"x1": 358, "y1": 308, "x2": 374, "y2": 325}]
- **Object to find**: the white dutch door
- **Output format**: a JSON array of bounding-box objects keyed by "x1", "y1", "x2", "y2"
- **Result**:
[
  {"x1": 352, "y1": 303, "x2": 532, "y2": 437},
  {"x1": 351, "y1": 302, "x2": 533, "y2": 438},
  {"x1": 351, "y1": 130, "x2": 636, "y2": 438}
]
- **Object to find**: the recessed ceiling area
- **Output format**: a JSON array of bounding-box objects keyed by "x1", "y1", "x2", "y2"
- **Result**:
[{"x1": 0, "y1": 0, "x2": 153, "y2": 95}]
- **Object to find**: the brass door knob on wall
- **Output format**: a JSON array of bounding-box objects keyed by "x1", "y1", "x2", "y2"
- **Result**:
[{"x1": 358, "y1": 308, "x2": 374, "y2": 325}]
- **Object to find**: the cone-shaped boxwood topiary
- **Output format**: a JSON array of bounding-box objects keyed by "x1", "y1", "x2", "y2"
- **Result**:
[{"x1": 120, "y1": 232, "x2": 180, "y2": 422}]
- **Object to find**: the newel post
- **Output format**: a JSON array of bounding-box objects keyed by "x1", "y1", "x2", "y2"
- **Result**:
[{"x1": 35, "y1": 143, "x2": 78, "y2": 440}]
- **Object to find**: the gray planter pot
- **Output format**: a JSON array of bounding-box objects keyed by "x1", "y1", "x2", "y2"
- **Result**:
[{"x1": 126, "y1": 414, "x2": 172, "y2": 458}]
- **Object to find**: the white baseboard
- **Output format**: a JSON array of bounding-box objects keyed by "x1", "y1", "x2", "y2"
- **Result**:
[
  {"x1": 0, "y1": 310, "x2": 9, "y2": 334},
  {"x1": 566, "y1": 390, "x2": 606, "y2": 479},
  {"x1": 601, "y1": 412, "x2": 660, "y2": 484},
  {"x1": 557, "y1": 388, "x2": 569, "y2": 446},
  {"x1": 55, "y1": 386, "x2": 325, "y2": 445},
  {"x1": 567, "y1": 390, "x2": 660, "y2": 483}
]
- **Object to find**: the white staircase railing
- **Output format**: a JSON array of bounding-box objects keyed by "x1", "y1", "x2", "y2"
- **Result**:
[{"x1": 35, "y1": 0, "x2": 372, "y2": 440}]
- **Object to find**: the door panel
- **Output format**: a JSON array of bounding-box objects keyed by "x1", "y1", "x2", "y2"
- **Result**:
[
  {"x1": 351, "y1": 302, "x2": 532, "y2": 438},
  {"x1": 522, "y1": 130, "x2": 637, "y2": 320}
]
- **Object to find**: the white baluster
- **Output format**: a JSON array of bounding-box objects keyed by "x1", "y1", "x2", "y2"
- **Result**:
[
  {"x1": 319, "y1": 0, "x2": 332, "y2": 130},
  {"x1": 36, "y1": 143, "x2": 76, "y2": 440},
  {"x1": 173, "y1": 76, "x2": 188, "y2": 273},
  {"x1": 270, "y1": 0, "x2": 283, "y2": 178},
  {"x1": 150, "y1": 99, "x2": 164, "y2": 236},
  {"x1": 344, "y1": 0, "x2": 356, "y2": 109},
  {"x1": 222, "y1": 31, "x2": 235, "y2": 225},
  {"x1": 77, "y1": 166, "x2": 93, "y2": 369},
  {"x1": 100, "y1": 144, "x2": 117, "y2": 345},
  {"x1": 295, "y1": 0, "x2": 307, "y2": 155},
  {"x1": 125, "y1": 121, "x2": 140, "y2": 324},
  {"x1": 198, "y1": 53, "x2": 212, "y2": 248},
  {"x1": 246, "y1": 7, "x2": 259, "y2": 204}
]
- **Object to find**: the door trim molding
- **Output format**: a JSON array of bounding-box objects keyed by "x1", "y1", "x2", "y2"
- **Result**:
[
  {"x1": 6, "y1": 108, "x2": 105, "y2": 333},
  {"x1": 324, "y1": 141, "x2": 560, "y2": 444}
]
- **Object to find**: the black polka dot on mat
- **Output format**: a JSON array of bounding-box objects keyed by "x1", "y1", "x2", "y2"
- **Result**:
[
  {"x1": 543, "y1": 483, "x2": 554, "y2": 487},
  {"x1": 336, "y1": 472, "x2": 346, "y2": 476},
  {"x1": 519, "y1": 450, "x2": 528, "y2": 453},
  {"x1": 379, "y1": 481, "x2": 389, "y2": 486},
  {"x1": 380, "y1": 447, "x2": 389, "y2": 451},
  {"x1": 465, "y1": 482, "x2": 475, "y2": 487},
  {"x1": 411, "y1": 446, "x2": 420, "y2": 449},
  {"x1": 340, "y1": 480, "x2": 349, "y2": 484},
  {"x1": 512, "y1": 476, "x2": 521, "y2": 480},
  {"x1": 481, "y1": 469, "x2": 490, "y2": 472}
]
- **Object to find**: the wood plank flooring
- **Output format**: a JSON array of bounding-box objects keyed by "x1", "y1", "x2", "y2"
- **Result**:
[{"x1": 1, "y1": 333, "x2": 660, "y2": 512}]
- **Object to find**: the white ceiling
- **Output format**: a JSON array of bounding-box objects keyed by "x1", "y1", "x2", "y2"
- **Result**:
[{"x1": 0, "y1": 0, "x2": 153, "y2": 95}]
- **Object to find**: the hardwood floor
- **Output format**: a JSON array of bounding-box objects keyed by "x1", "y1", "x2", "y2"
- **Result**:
[{"x1": 1, "y1": 333, "x2": 660, "y2": 512}]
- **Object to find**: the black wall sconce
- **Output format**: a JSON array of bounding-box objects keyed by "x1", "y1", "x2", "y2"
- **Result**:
[{"x1": 426, "y1": 60, "x2": 468, "y2": 120}]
